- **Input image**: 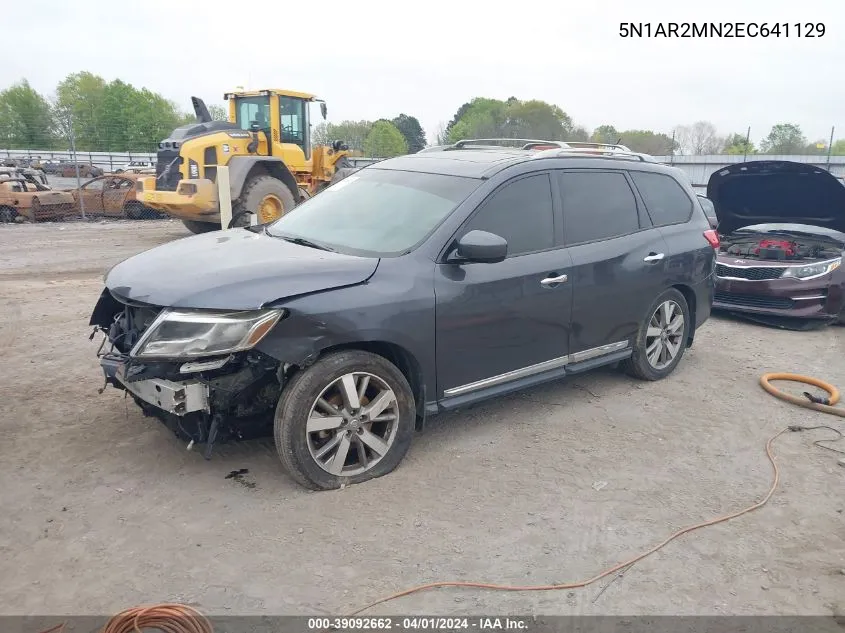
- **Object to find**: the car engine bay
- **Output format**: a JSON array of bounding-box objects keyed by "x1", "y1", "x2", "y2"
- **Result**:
[{"x1": 719, "y1": 231, "x2": 843, "y2": 261}]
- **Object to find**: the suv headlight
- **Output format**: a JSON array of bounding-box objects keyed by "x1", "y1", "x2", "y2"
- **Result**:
[
  {"x1": 780, "y1": 258, "x2": 841, "y2": 280},
  {"x1": 131, "y1": 308, "x2": 284, "y2": 359}
]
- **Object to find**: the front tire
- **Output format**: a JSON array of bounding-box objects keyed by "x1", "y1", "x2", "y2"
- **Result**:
[
  {"x1": 182, "y1": 219, "x2": 218, "y2": 234},
  {"x1": 274, "y1": 350, "x2": 415, "y2": 490},
  {"x1": 622, "y1": 288, "x2": 690, "y2": 381}
]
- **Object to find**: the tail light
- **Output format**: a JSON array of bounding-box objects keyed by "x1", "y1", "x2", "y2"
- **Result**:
[{"x1": 703, "y1": 229, "x2": 720, "y2": 249}]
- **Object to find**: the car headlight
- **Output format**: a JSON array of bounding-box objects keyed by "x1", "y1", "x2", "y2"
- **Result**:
[
  {"x1": 131, "y1": 308, "x2": 284, "y2": 359},
  {"x1": 780, "y1": 258, "x2": 841, "y2": 280}
]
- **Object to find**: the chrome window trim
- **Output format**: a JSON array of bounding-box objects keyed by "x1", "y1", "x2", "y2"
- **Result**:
[{"x1": 442, "y1": 340, "x2": 629, "y2": 397}]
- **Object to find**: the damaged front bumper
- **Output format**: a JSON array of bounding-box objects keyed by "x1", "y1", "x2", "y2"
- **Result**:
[{"x1": 100, "y1": 355, "x2": 209, "y2": 416}]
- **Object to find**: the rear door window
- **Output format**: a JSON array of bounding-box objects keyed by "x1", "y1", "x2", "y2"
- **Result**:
[
  {"x1": 630, "y1": 171, "x2": 693, "y2": 226},
  {"x1": 558, "y1": 171, "x2": 640, "y2": 245}
]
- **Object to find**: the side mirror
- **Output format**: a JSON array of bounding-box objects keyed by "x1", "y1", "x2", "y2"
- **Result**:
[
  {"x1": 320, "y1": 102, "x2": 327, "y2": 120},
  {"x1": 250, "y1": 122, "x2": 261, "y2": 132},
  {"x1": 453, "y1": 230, "x2": 508, "y2": 263}
]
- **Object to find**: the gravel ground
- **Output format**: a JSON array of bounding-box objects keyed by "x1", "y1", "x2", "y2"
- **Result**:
[{"x1": 0, "y1": 221, "x2": 844, "y2": 618}]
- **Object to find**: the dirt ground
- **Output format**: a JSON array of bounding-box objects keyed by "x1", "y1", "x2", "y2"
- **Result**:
[{"x1": 1, "y1": 220, "x2": 844, "y2": 618}]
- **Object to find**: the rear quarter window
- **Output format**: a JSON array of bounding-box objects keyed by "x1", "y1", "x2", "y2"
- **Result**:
[{"x1": 630, "y1": 171, "x2": 693, "y2": 227}]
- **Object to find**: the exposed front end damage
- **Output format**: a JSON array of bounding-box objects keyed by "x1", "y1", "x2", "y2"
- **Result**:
[{"x1": 90, "y1": 288, "x2": 293, "y2": 457}]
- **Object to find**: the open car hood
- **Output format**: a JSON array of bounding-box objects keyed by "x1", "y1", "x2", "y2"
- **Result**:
[
  {"x1": 707, "y1": 161, "x2": 845, "y2": 234},
  {"x1": 105, "y1": 228, "x2": 380, "y2": 309}
]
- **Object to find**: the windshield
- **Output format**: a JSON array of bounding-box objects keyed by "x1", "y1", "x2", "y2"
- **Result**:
[
  {"x1": 235, "y1": 96, "x2": 270, "y2": 131},
  {"x1": 265, "y1": 168, "x2": 480, "y2": 256}
]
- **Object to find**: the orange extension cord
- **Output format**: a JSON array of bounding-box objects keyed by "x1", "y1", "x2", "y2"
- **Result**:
[{"x1": 37, "y1": 374, "x2": 844, "y2": 631}]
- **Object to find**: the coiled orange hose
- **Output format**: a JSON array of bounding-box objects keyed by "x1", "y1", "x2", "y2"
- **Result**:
[
  {"x1": 100, "y1": 604, "x2": 213, "y2": 633},
  {"x1": 759, "y1": 372, "x2": 845, "y2": 417}
]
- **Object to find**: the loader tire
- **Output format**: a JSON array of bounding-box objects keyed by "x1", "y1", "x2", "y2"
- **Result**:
[
  {"x1": 232, "y1": 175, "x2": 296, "y2": 227},
  {"x1": 182, "y1": 219, "x2": 218, "y2": 234}
]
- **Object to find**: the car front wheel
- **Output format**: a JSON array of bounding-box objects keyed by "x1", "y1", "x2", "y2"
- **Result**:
[
  {"x1": 622, "y1": 288, "x2": 690, "y2": 381},
  {"x1": 274, "y1": 350, "x2": 415, "y2": 490}
]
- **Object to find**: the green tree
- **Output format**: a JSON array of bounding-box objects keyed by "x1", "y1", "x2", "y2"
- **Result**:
[
  {"x1": 207, "y1": 104, "x2": 228, "y2": 121},
  {"x1": 723, "y1": 133, "x2": 756, "y2": 155},
  {"x1": 616, "y1": 130, "x2": 676, "y2": 155},
  {"x1": 328, "y1": 120, "x2": 373, "y2": 152},
  {"x1": 0, "y1": 80, "x2": 55, "y2": 149},
  {"x1": 363, "y1": 120, "x2": 407, "y2": 157},
  {"x1": 55, "y1": 71, "x2": 107, "y2": 149},
  {"x1": 391, "y1": 113, "x2": 426, "y2": 153},
  {"x1": 445, "y1": 97, "x2": 584, "y2": 143},
  {"x1": 591, "y1": 124, "x2": 620, "y2": 144},
  {"x1": 830, "y1": 139, "x2": 845, "y2": 155},
  {"x1": 760, "y1": 123, "x2": 807, "y2": 154}
]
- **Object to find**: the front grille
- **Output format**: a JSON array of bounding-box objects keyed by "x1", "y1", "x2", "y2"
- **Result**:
[
  {"x1": 155, "y1": 149, "x2": 183, "y2": 192},
  {"x1": 714, "y1": 292, "x2": 794, "y2": 310},
  {"x1": 715, "y1": 263, "x2": 785, "y2": 280}
]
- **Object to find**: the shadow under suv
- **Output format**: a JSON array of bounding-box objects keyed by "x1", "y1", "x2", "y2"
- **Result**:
[{"x1": 89, "y1": 140, "x2": 717, "y2": 490}]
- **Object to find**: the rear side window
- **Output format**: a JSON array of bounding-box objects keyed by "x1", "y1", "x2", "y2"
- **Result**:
[
  {"x1": 463, "y1": 173, "x2": 555, "y2": 256},
  {"x1": 630, "y1": 171, "x2": 693, "y2": 226},
  {"x1": 558, "y1": 171, "x2": 640, "y2": 244}
]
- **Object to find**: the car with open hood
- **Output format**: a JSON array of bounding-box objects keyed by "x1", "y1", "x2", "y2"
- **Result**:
[
  {"x1": 709, "y1": 161, "x2": 845, "y2": 327},
  {"x1": 89, "y1": 139, "x2": 716, "y2": 490}
]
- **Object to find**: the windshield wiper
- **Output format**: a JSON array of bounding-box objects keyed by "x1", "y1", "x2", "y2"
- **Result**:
[{"x1": 276, "y1": 234, "x2": 335, "y2": 252}]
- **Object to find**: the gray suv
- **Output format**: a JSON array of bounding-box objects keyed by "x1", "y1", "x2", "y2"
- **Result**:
[{"x1": 89, "y1": 139, "x2": 717, "y2": 490}]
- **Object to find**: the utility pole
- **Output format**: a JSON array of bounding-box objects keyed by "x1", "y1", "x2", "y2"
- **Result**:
[
  {"x1": 743, "y1": 127, "x2": 751, "y2": 163},
  {"x1": 826, "y1": 126, "x2": 834, "y2": 169},
  {"x1": 68, "y1": 122, "x2": 85, "y2": 218},
  {"x1": 670, "y1": 129, "x2": 675, "y2": 165}
]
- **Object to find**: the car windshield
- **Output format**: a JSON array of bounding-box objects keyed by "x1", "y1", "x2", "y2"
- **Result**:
[{"x1": 264, "y1": 168, "x2": 480, "y2": 256}]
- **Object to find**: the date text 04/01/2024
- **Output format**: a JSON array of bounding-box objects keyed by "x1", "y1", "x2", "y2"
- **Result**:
[{"x1": 619, "y1": 22, "x2": 825, "y2": 38}]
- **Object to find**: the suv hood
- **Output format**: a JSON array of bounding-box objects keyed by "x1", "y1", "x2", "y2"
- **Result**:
[
  {"x1": 707, "y1": 161, "x2": 845, "y2": 234},
  {"x1": 105, "y1": 228, "x2": 380, "y2": 309}
]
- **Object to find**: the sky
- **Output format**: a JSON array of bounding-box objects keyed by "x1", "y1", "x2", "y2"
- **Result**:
[{"x1": 4, "y1": 0, "x2": 845, "y2": 147}]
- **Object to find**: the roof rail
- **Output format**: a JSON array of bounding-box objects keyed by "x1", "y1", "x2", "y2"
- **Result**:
[
  {"x1": 450, "y1": 138, "x2": 570, "y2": 150},
  {"x1": 557, "y1": 141, "x2": 633, "y2": 152},
  {"x1": 448, "y1": 138, "x2": 639, "y2": 153},
  {"x1": 532, "y1": 148, "x2": 659, "y2": 163}
]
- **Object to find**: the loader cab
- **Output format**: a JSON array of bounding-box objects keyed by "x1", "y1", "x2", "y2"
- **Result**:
[{"x1": 226, "y1": 89, "x2": 322, "y2": 168}]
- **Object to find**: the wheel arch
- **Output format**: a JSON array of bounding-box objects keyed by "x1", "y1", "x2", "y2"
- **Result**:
[
  {"x1": 672, "y1": 283, "x2": 696, "y2": 347},
  {"x1": 316, "y1": 340, "x2": 427, "y2": 430},
  {"x1": 227, "y1": 156, "x2": 299, "y2": 202}
]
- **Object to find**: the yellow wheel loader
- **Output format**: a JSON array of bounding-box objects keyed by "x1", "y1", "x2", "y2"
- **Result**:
[{"x1": 137, "y1": 89, "x2": 361, "y2": 233}]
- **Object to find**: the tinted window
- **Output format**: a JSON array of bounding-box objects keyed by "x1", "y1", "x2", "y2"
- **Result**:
[
  {"x1": 266, "y1": 168, "x2": 480, "y2": 257},
  {"x1": 559, "y1": 171, "x2": 639, "y2": 244},
  {"x1": 463, "y1": 174, "x2": 554, "y2": 256},
  {"x1": 631, "y1": 171, "x2": 693, "y2": 226},
  {"x1": 235, "y1": 96, "x2": 270, "y2": 131}
]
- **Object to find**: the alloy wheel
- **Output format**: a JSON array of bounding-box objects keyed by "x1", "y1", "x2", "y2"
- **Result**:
[
  {"x1": 306, "y1": 372, "x2": 399, "y2": 476},
  {"x1": 645, "y1": 300, "x2": 685, "y2": 370}
]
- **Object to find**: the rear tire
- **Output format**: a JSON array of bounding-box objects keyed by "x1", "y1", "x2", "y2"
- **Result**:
[
  {"x1": 232, "y1": 174, "x2": 296, "y2": 227},
  {"x1": 182, "y1": 219, "x2": 218, "y2": 234},
  {"x1": 0, "y1": 205, "x2": 16, "y2": 223},
  {"x1": 123, "y1": 201, "x2": 145, "y2": 220},
  {"x1": 274, "y1": 350, "x2": 415, "y2": 490},
  {"x1": 622, "y1": 288, "x2": 690, "y2": 381}
]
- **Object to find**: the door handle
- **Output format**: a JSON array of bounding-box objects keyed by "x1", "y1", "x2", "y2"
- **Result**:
[
  {"x1": 540, "y1": 274, "x2": 568, "y2": 286},
  {"x1": 643, "y1": 253, "x2": 665, "y2": 262}
]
